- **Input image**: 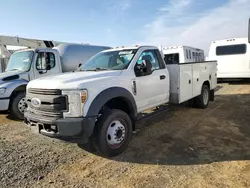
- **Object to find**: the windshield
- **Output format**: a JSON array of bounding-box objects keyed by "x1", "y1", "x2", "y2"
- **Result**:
[
  {"x1": 5, "y1": 51, "x2": 34, "y2": 72},
  {"x1": 80, "y1": 49, "x2": 137, "y2": 71}
]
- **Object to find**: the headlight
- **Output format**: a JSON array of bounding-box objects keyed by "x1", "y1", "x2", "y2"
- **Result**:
[
  {"x1": 0, "y1": 88, "x2": 6, "y2": 95},
  {"x1": 62, "y1": 90, "x2": 88, "y2": 117}
]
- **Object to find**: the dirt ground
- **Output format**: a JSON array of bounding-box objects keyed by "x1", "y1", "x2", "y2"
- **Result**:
[{"x1": 0, "y1": 83, "x2": 250, "y2": 188}]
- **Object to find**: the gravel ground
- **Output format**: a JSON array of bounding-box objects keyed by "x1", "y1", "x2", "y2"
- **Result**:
[{"x1": 0, "y1": 83, "x2": 250, "y2": 188}]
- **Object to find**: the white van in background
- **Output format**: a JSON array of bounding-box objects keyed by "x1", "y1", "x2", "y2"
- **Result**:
[
  {"x1": 208, "y1": 38, "x2": 250, "y2": 79},
  {"x1": 160, "y1": 46, "x2": 205, "y2": 64}
]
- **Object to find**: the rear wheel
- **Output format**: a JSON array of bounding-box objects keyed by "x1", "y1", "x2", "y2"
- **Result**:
[
  {"x1": 195, "y1": 85, "x2": 210, "y2": 109},
  {"x1": 94, "y1": 109, "x2": 132, "y2": 157},
  {"x1": 10, "y1": 92, "x2": 26, "y2": 120}
]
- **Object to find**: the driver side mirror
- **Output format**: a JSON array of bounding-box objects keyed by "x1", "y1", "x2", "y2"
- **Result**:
[
  {"x1": 134, "y1": 60, "x2": 152, "y2": 77},
  {"x1": 46, "y1": 64, "x2": 51, "y2": 70},
  {"x1": 39, "y1": 69, "x2": 47, "y2": 74},
  {"x1": 74, "y1": 63, "x2": 82, "y2": 72}
]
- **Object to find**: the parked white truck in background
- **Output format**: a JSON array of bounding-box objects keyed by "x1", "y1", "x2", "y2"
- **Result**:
[
  {"x1": 0, "y1": 44, "x2": 110, "y2": 119},
  {"x1": 0, "y1": 35, "x2": 65, "y2": 73},
  {"x1": 24, "y1": 45, "x2": 217, "y2": 157}
]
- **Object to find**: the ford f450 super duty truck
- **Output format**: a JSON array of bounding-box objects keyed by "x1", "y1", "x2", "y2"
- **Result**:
[{"x1": 24, "y1": 46, "x2": 217, "y2": 157}]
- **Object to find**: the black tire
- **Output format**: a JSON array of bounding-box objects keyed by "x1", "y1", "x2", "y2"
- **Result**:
[
  {"x1": 77, "y1": 140, "x2": 97, "y2": 153},
  {"x1": 195, "y1": 85, "x2": 210, "y2": 109},
  {"x1": 94, "y1": 109, "x2": 132, "y2": 157},
  {"x1": 10, "y1": 91, "x2": 26, "y2": 120},
  {"x1": 187, "y1": 98, "x2": 197, "y2": 108}
]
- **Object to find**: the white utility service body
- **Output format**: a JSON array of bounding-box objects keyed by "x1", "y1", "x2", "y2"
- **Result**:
[
  {"x1": 161, "y1": 45, "x2": 205, "y2": 64},
  {"x1": 24, "y1": 46, "x2": 217, "y2": 157},
  {"x1": 209, "y1": 37, "x2": 250, "y2": 79},
  {"x1": 167, "y1": 62, "x2": 217, "y2": 104},
  {"x1": 161, "y1": 45, "x2": 216, "y2": 103}
]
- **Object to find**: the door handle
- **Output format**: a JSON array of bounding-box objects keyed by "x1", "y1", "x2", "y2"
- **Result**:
[{"x1": 160, "y1": 75, "x2": 166, "y2": 80}]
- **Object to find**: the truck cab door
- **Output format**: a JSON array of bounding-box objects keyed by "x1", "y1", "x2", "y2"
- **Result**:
[
  {"x1": 32, "y1": 50, "x2": 61, "y2": 79},
  {"x1": 134, "y1": 50, "x2": 169, "y2": 112}
]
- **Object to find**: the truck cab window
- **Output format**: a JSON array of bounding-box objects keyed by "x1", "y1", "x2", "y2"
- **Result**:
[
  {"x1": 137, "y1": 50, "x2": 160, "y2": 70},
  {"x1": 164, "y1": 53, "x2": 179, "y2": 64},
  {"x1": 81, "y1": 49, "x2": 137, "y2": 71},
  {"x1": 36, "y1": 52, "x2": 55, "y2": 70}
]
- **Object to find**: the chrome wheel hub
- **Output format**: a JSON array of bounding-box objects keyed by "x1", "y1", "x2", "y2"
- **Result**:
[
  {"x1": 18, "y1": 97, "x2": 27, "y2": 114},
  {"x1": 106, "y1": 120, "x2": 126, "y2": 148},
  {"x1": 203, "y1": 88, "x2": 209, "y2": 105}
]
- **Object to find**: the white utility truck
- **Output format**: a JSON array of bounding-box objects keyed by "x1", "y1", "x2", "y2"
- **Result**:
[
  {"x1": 0, "y1": 35, "x2": 64, "y2": 73},
  {"x1": 24, "y1": 46, "x2": 217, "y2": 157},
  {"x1": 209, "y1": 38, "x2": 250, "y2": 79},
  {"x1": 0, "y1": 43, "x2": 110, "y2": 119},
  {"x1": 160, "y1": 45, "x2": 205, "y2": 64}
]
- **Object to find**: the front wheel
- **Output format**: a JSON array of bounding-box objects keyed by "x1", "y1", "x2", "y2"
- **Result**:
[
  {"x1": 94, "y1": 109, "x2": 132, "y2": 157},
  {"x1": 195, "y1": 85, "x2": 210, "y2": 109},
  {"x1": 10, "y1": 91, "x2": 27, "y2": 120}
]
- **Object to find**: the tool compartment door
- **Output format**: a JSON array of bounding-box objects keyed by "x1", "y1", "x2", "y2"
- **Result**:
[
  {"x1": 192, "y1": 63, "x2": 208, "y2": 97},
  {"x1": 210, "y1": 61, "x2": 217, "y2": 89},
  {"x1": 179, "y1": 64, "x2": 193, "y2": 103},
  {"x1": 167, "y1": 64, "x2": 180, "y2": 104}
]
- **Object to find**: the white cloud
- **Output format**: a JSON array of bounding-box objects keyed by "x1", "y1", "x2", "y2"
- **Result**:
[
  {"x1": 159, "y1": 0, "x2": 192, "y2": 14},
  {"x1": 120, "y1": 0, "x2": 131, "y2": 11},
  {"x1": 105, "y1": 0, "x2": 131, "y2": 14},
  {"x1": 143, "y1": 0, "x2": 250, "y2": 53}
]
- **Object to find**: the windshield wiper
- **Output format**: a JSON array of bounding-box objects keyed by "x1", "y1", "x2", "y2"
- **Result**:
[
  {"x1": 84, "y1": 68, "x2": 110, "y2": 71},
  {"x1": 7, "y1": 69, "x2": 21, "y2": 72}
]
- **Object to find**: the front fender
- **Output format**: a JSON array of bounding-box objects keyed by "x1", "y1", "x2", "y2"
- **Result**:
[
  {"x1": 86, "y1": 87, "x2": 137, "y2": 118},
  {"x1": 0, "y1": 79, "x2": 28, "y2": 98}
]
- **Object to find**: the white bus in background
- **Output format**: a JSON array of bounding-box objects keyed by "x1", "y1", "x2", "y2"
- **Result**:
[
  {"x1": 208, "y1": 38, "x2": 250, "y2": 79},
  {"x1": 160, "y1": 46, "x2": 205, "y2": 64}
]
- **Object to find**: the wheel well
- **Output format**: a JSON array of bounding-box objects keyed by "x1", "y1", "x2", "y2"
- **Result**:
[
  {"x1": 100, "y1": 97, "x2": 136, "y2": 130},
  {"x1": 13, "y1": 85, "x2": 26, "y2": 92},
  {"x1": 203, "y1": 81, "x2": 210, "y2": 89},
  {"x1": 11, "y1": 85, "x2": 26, "y2": 96},
  {"x1": 105, "y1": 97, "x2": 131, "y2": 115},
  {"x1": 9, "y1": 85, "x2": 26, "y2": 106}
]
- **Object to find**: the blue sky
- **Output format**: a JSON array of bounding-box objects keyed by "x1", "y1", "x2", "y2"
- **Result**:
[{"x1": 1, "y1": 0, "x2": 250, "y2": 51}]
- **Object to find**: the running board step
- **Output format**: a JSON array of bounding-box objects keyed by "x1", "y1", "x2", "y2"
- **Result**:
[{"x1": 136, "y1": 105, "x2": 170, "y2": 122}]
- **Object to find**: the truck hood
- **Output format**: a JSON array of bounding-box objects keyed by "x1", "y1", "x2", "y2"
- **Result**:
[
  {"x1": 27, "y1": 70, "x2": 122, "y2": 90},
  {"x1": 0, "y1": 71, "x2": 29, "y2": 83}
]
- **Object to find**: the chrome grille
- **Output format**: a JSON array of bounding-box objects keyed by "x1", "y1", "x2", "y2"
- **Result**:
[
  {"x1": 26, "y1": 88, "x2": 67, "y2": 119},
  {"x1": 28, "y1": 88, "x2": 62, "y2": 95}
]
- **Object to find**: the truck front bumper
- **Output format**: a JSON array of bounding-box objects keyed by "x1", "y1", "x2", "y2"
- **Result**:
[
  {"x1": 24, "y1": 111, "x2": 96, "y2": 144},
  {"x1": 0, "y1": 98, "x2": 10, "y2": 111}
]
